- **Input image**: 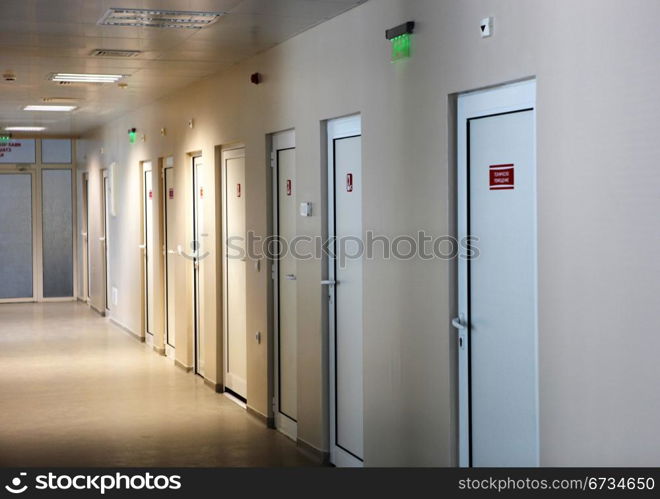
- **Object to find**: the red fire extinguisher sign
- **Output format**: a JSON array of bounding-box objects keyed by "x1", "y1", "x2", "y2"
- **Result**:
[{"x1": 346, "y1": 173, "x2": 353, "y2": 192}]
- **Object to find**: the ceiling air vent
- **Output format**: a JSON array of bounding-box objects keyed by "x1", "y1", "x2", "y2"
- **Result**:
[
  {"x1": 91, "y1": 49, "x2": 142, "y2": 58},
  {"x1": 98, "y1": 8, "x2": 225, "y2": 29}
]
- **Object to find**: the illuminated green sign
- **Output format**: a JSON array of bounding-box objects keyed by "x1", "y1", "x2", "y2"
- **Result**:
[
  {"x1": 391, "y1": 33, "x2": 411, "y2": 62},
  {"x1": 128, "y1": 129, "x2": 137, "y2": 144}
]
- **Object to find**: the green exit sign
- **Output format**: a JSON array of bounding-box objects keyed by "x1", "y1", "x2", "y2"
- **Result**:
[
  {"x1": 390, "y1": 33, "x2": 412, "y2": 62},
  {"x1": 0, "y1": 134, "x2": 11, "y2": 142}
]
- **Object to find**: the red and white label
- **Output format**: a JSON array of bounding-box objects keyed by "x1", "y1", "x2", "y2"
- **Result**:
[
  {"x1": 148, "y1": 190, "x2": 153, "y2": 200},
  {"x1": 346, "y1": 173, "x2": 353, "y2": 193},
  {"x1": 237, "y1": 184, "x2": 241, "y2": 198},
  {"x1": 489, "y1": 164, "x2": 514, "y2": 190},
  {"x1": 169, "y1": 188, "x2": 174, "y2": 200},
  {"x1": 286, "y1": 179, "x2": 292, "y2": 196}
]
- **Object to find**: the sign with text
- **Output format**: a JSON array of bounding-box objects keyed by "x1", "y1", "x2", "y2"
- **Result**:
[
  {"x1": 0, "y1": 139, "x2": 36, "y2": 164},
  {"x1": 489, "y1": 164, "x2": 515, "y2": 190}
]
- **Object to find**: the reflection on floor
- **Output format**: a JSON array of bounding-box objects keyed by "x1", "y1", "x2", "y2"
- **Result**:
[{"x1": 0, "y1": 302, "x2": 314, "y2": 467}]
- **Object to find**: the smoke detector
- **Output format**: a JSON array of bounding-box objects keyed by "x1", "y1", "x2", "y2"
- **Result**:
[{"x1": 98, "y1": 8, "x2": 225, "y2": 29}]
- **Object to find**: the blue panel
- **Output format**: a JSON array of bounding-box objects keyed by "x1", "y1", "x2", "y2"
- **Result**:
[
  {"x1": 0, "y1": 174, "x2": 33, "y2": 299},
  {"x1": 42, "y1": 169, "x2": 73, "y2": 298}
]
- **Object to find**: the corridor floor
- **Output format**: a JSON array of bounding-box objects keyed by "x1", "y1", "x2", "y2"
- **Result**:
[{"x1": 0, "y1": 302, "x2": 314, "y2": 467}]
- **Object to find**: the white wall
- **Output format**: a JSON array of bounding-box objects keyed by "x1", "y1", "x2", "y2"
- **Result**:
[{"x1": 78, "y1": 0, "x2": 660, "y2": 466}]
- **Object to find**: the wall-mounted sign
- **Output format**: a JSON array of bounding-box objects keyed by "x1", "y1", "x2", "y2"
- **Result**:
[
  {"x1": 286, "y1": 179, "x2": 292, "y2": 196},
  {"x1": 346, "y1": 173, "x2": 354, "y2": 193},
  {"x1": 237, "y1": 184, "x2": 241, "y2": 198},
  {"x1": 169, "y1": 188, "x2": 174, "y2": 200},
  {"x1": 489, "y1": 164, "x2": 515, "y2": 190},
  {"x1": 0, "y1": 139, "x2": 36, "y2": 164}
]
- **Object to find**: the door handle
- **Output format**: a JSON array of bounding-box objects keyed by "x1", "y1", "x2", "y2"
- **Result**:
[
  {"x1": 321, "y1": 280, "x2": 337, "y2": 286},
  {"x1": 451, "y1": 314, "x2": 467, "y2": 330},
  {"x1": 99, "y1": 237, "x2": 106, "y2": 242},
  {"x1": 285, "y1": 274, "x2": 297, "y2": 281},
  {"x1": 167, "y1": 250, "x2": 177, "y2": 255},
  {"x1": 138, "y1": 244, "x2": 146, "y2": 249},
  {"x1": 81, "y1": 232, "x2": 87, "y2": 237}
]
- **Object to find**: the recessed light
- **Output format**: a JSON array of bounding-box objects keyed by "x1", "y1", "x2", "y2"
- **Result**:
[
  {"x1": 98, "y1": 8, "x2": 224, "y2": 29},
  {"x1": 4, "y1": 126, "x2": 46, "y2": 131},
  {"x1": 49, "y1": 73, "x2": 126, "y2": 83},
  {"x1": 24, "y1": 105, "x2": 77, "y2": 112}
]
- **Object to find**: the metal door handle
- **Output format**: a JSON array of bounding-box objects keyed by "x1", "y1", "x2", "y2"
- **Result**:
[
  {"x1": 99, "y1": 237, "x2": 106, "y2": 242},
  {"x1": 138, "y1": 244, "x2": 146, "y2": 249},
  {"x1": 167, "y1": 250, "x2": 177, "y2": 255},
  {"x1": 285, "y1": 274, "x2": 297, "y2": 281},
  {"x1": 81, "y1": 232, "x2": 87, "y2": 237},
  {"x1": 451, "y1": 314, "x2": 467, "y2": 330},
  {"x1": 321, "y1": 280, "x2": 337, "y2": 286}
]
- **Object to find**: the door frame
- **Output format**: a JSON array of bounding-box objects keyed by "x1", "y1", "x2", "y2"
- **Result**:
[
  {"x1": 162, "y1": 156, "x2": 175, "y2": 357},
  {"x1": 326, "y1": 114, "x2": 364, "y2": 468},
  {"x1": 271, "y1": 130, "x2": 297, "y2": 440},
  {"x1": 220, "y1": 145, "x2": 247, "y2": 400},
  {"x1": 455, "y1": 79, "x2": 538, "y2": 467},
  {"x1": 191, "y1": 154, "x2": 204, "y2": 376},
  {"x1": 82, "y1": 172, "x2": 90, "y2": 302},
  {"x1": 141, "y1": 160, "x2": 154, "y2": 343},
  {"x1": 101, "y1": 168, "x2": 111, "y2": 313}
]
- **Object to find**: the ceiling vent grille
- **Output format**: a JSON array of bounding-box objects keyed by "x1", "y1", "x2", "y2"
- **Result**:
[
  {"x1": 91, "y1": 49, "x2": 142, "y2": 58},
  {"x1": 42, "y1": 97, "x2": 81, "y2": 103},
  {"x1": 98, "y1": 8, "x2": 224, "y2": 29}
]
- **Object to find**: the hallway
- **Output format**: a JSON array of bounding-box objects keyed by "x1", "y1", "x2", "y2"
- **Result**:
[{"x1": 0, "y1": 303, "x2": 313, "y2": 467}]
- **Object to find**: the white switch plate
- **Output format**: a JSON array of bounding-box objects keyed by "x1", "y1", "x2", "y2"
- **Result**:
[
  {"x1": 299, "y1": 202, "x2": 312, "y2": 217},
  {"x1": 480, "y1": 17, "x2": 493, "y2": 38}
]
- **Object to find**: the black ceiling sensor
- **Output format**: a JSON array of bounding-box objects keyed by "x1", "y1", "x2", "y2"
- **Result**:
[{"x1": 385, "y1": 21, "x2": 415, "y2": 40}]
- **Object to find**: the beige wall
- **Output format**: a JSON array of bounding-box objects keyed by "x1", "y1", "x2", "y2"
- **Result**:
[{"x1": 78, "y1": 0, "x2": 660, "y2": 466}]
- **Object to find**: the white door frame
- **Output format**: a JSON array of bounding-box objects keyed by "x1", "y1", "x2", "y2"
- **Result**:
[
  {"x1": 163, "y1": 157, "x2": 176, "y2": 358},
  {"x1": 191, "y1": 155, "x2": 204, "y2": 376},
  {"x1": 141, "y1": 161, "x2": 154, "y2": 343},
  {"x1": 455, "y1": 79, "x2": 538, "y2": 467},
  {"x1": 221, "y1": 146, "x2": 247, "y2": 399},
  {"x1": 327, "y1": 114, "x2": 364, "y2": 468},
  {"x1": 271, "y1": 129, "x2": 297, "y2": 440},
  {"x1": 82, "y1": 172, "x2": 90, "y2": 302},
  {"x1": 102, "y1": 168, "x2": 111, "y2": 313}
]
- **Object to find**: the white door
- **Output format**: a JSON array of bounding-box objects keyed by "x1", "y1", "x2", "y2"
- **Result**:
[
  {"x1": 327, "y1": 115, "x2": 364, "y2": 467},
  {"x1": 163, "y1": 160, "x2": 176, "y2": 354},
  {"x1": 222, "y1": 148, "x2": 247, "y2": 400},
  {"x1": 102, "y1": 170, "x2": 110, "y2": 312},
  {"x1": 272, "y1": 131, "x2": 297, "y2": 439},
  {"x1": 192, "y1": 156, "x2": 205, "y2": 375},
  {"x1": 142, "y1": 161, "x2": 155, "y2": 338},
  {"x1": 456, "y1": 80, "x2": 539, "y2": 467}
]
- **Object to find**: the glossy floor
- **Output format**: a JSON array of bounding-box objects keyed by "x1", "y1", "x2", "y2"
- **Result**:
[{"x1": 0, "y1": 302, "x2": 314, "y2": 467}]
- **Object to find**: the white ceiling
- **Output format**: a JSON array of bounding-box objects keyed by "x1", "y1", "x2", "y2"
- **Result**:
[{"x1": 0, "y1": 0, "x2": 367, "y2": 136}]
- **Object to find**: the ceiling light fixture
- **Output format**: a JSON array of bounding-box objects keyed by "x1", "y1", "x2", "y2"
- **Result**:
[
  {"x1": 4, "y1": 126, "x2": 46, "y2": 132},
  {"x1": 98, "y1": 8, "x2": 224, "y2": 29},
  {"x1": 49, "y1": 73, "x2": 126, "y2": 83},
  {"x1": 24, "y1": 105, "x2": 78, "y2": 112}
]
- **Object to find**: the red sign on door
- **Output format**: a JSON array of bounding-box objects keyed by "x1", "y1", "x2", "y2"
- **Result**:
[
  {"x1": 489, "y1": 164, "x2": 514, "y2": 190},
  {"x1": 169, "y1": 188, "x2": 174, "y2": 200},
  {"x1": 200, "y1": 187, "x2": 204, "y2": 199},
  {"x1": 286, "y1": 179, "x2": 292, "y2": 196},
  {"x1": 148, "y1": 190, "x2": 153, "y2": 200},
  {"x1": 346, "y1": 173, "x2": 353, "y2": 193},
  {"x1": 237, "y1": 183, "x2": 241, "y2": 198}
]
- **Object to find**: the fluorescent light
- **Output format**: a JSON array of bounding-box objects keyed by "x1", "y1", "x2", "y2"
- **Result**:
[
  {"x1": 98, "y1": 8, "x2": 224, "y2": 29},
  {"x1": 24, "y1": 105, "x2": 77, "y2": 112},
  {"x1": 49, "y1": 73, "x2": 125, "y2": 83},
  {"x1": 4, "y1": 126, "x2": 46, "y2": 132}
]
